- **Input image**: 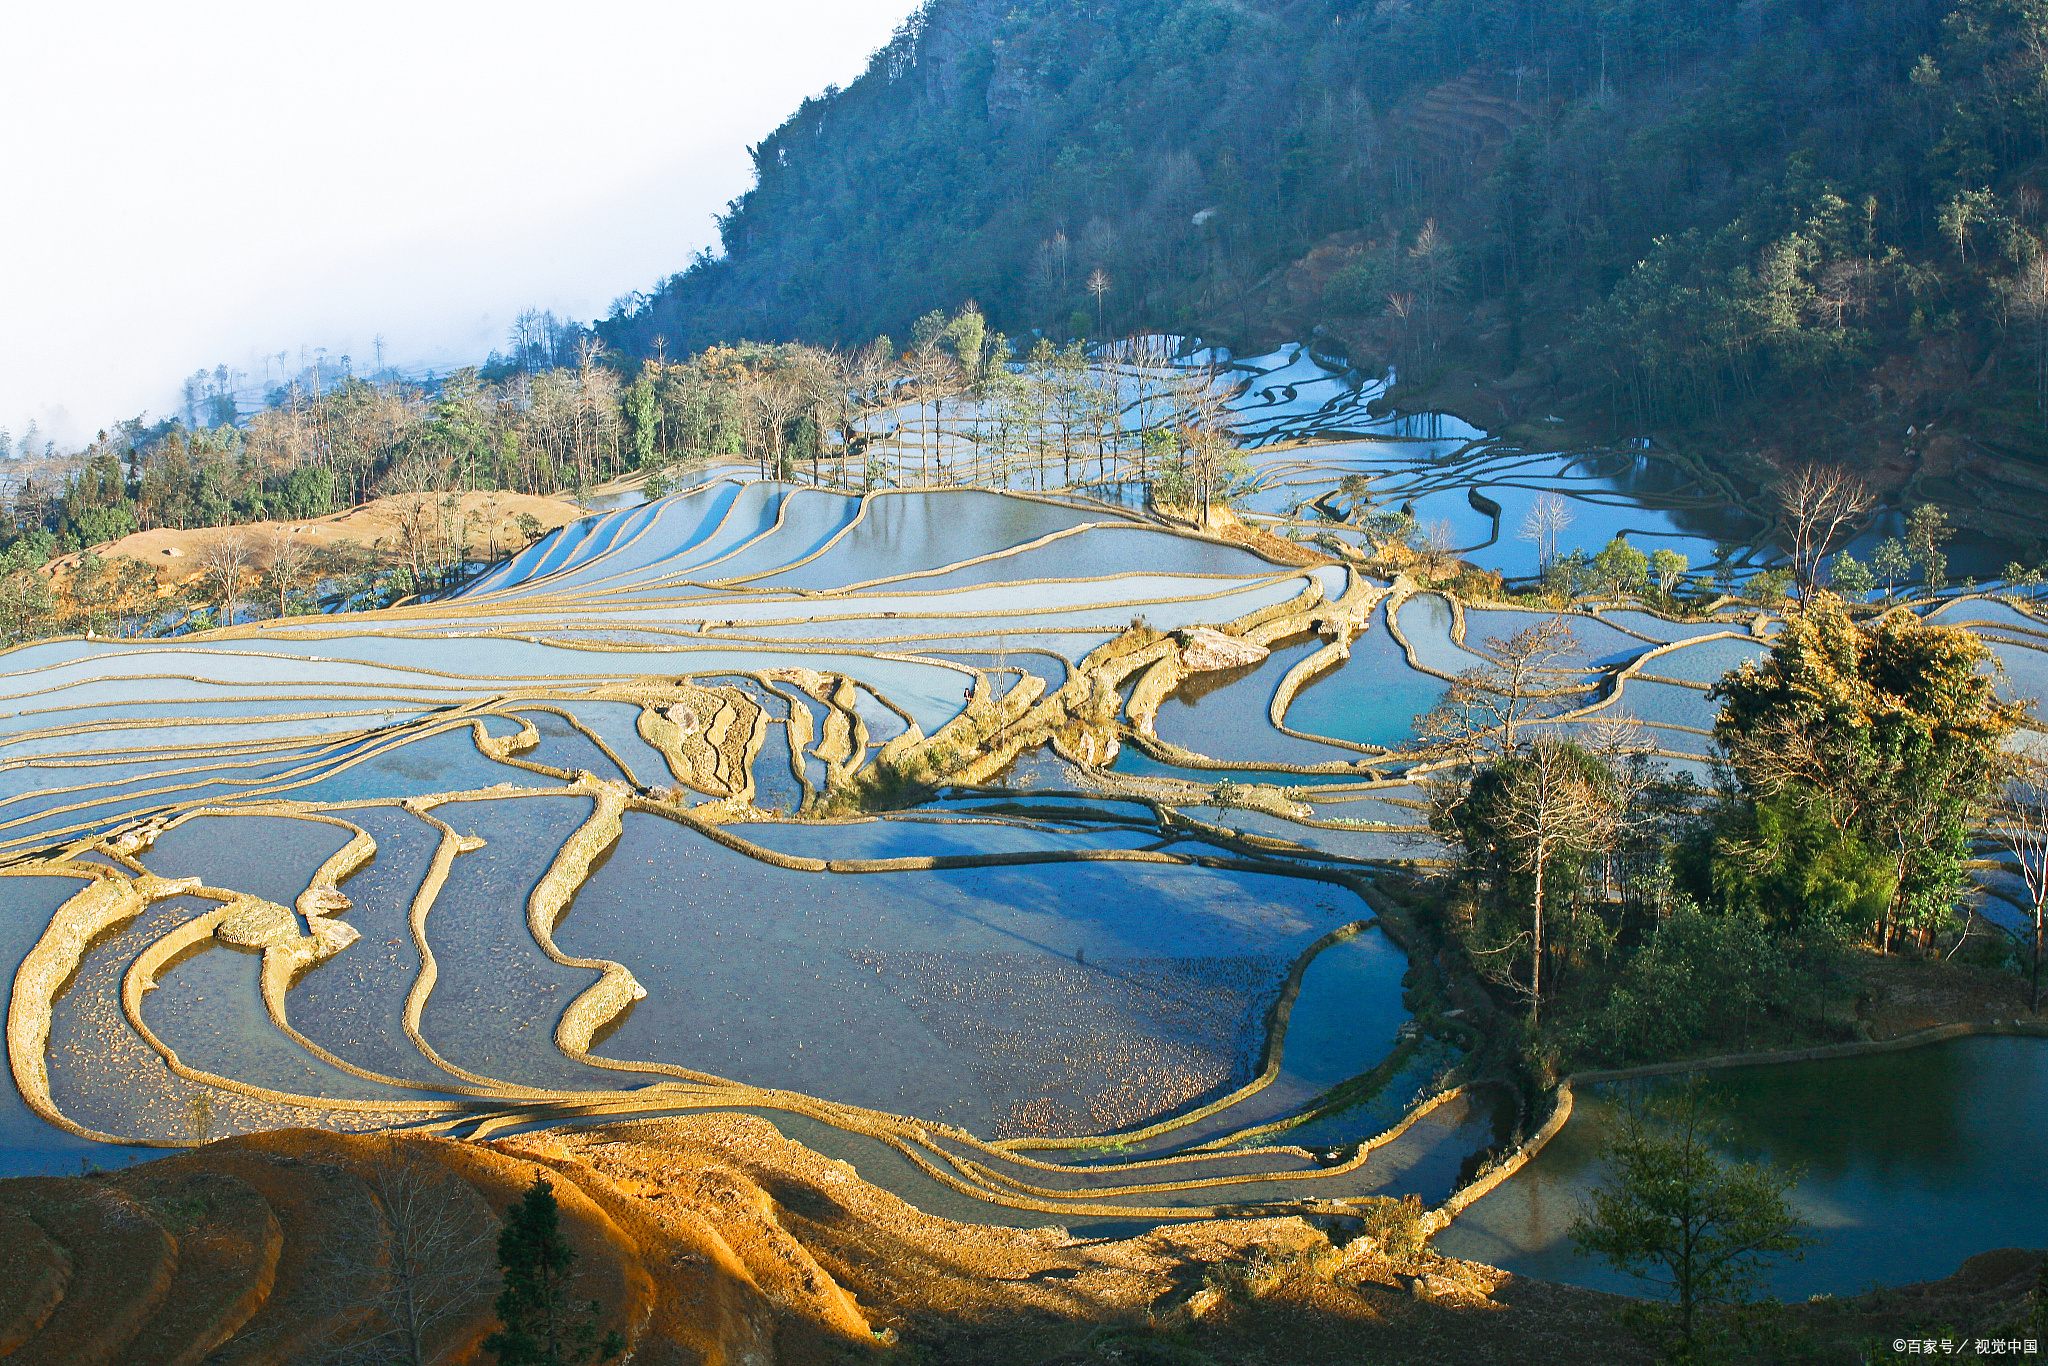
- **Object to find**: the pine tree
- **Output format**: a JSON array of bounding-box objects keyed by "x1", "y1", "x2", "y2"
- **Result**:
[{"x1": 483, "y1": 1177, "x2": 624, "y2": 1366}]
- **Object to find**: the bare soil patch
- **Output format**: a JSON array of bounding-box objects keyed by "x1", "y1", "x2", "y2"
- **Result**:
[{"x1": 50, "y1": 490, "x2": 590, "y2": 592}]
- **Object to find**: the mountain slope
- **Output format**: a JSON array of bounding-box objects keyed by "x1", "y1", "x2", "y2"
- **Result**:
[{"x1": 600, "y1": 0, "x2": 2048, "y2": 466}]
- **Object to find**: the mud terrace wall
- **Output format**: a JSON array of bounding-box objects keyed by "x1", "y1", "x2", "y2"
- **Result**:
[{"x1": 0, "y1": 467, "x2": 2041, "y2": 1236}]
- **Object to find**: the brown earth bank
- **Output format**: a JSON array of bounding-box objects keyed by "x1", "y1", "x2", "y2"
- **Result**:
[
  {"x1": 1853, "y1": 948, "x2": 2045, "y2": 1042},
  {"x1": 43, "y1": 489, "x2": 594, "y2": 596},
  {"x1": 0, "y1": 1111, "x2": 2037, "y2": 1365}
]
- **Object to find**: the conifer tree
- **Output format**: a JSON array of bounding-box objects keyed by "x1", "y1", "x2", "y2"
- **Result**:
[{"x1": 483, "y1": 1177, "x2": 623, "y2": 1366}]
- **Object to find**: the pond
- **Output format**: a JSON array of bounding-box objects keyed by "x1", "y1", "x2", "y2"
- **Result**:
[{"x1": 1435, "y1": 1036, "x2": 2048, "y2": 1298}]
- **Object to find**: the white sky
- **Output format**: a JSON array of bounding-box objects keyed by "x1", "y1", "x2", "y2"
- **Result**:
[{"x1": 0, "y1": 0, "x2": 920, "y2": 448}]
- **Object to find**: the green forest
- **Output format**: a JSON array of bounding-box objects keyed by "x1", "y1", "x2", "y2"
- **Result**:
[{"x1": 599, "y1": 0, "x2": 2048, "y2": 453}]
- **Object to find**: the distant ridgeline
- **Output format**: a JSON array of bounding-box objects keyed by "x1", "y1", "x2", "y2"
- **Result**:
[{"x1": 600, "y1": 0, "x2": 2048, "y2": 454}]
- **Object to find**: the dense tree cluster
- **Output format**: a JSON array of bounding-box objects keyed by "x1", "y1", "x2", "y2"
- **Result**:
[
  {"x1": 1704, "y1": 592, "x2": 2023, "y2": 949},
  {"x1": 1427, "y1": 588, "x2": 2023, "y2": 1069}
]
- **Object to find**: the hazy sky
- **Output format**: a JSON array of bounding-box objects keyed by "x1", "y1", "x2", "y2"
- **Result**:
[{"x1": 1, "y1": 0, "x2": 919, "y2": 448}]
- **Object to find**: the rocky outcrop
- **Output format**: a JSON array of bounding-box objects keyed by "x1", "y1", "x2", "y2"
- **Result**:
[{"x1": 1178, "y1": 626, "x2": 1270, "y2": 672}]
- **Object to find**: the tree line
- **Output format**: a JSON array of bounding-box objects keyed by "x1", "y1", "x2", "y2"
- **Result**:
[
  {"x1": 12, "y1": 307, "x2": 1253, "y2": 563},
  {"x1": 0, "y1": 306, "x2": 1267, "y2": 645}
]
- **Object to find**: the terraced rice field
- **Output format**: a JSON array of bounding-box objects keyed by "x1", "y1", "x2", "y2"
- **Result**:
[{"x1": 2, "y1": 341, "x2": 2042, "y2": 1244}]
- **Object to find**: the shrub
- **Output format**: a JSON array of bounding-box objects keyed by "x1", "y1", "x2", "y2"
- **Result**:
[
  {"x1": 1203, "y1": 1238, "x2": 1341, "y2": 1301},
  {"x1": 1358, "y1": 1193, "x2": 1429, "y2": 1259}
]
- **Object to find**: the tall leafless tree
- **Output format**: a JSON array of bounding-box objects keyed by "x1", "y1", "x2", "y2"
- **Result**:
[
  {"x1": 1164, "y1": 363, "x2": 1238, "y2": 525},
  {"x1": 1497, "y1": 735, "x2": 1621, "y2": 1026},
  {"x1": 1775, "y1": 463, "x2": 1873, "y2": 601},
  {"x1": 197, "y1": 528, "x2": 250, "y2": 627},
  {"x1": 2001, "y1": 252, "x2": 2048, "y2": 417},
  {"x1": 907, "y1": 346, "x2": 961, "y2": 485},
  {"x1": 1520, "y1": 493, "x2": 1575, "y2": 581},
  {"x1": 1420, "y1": 615, "x2": 1583, "y2": 762},
  {"x1": 750, "y1": 367, "x2": 808, "y2": 482},
  {"x1": 380, "y1": 458, "x2": 443, "y2": 583},
  {"x1": 1411, "y1": 517, "x2": 1462, "y2": 580},
  {"x1": 263, "y1": 528, "x2": 318, "y2": 617},
  {"x1": 313, "y1": 1140, "x2": 498, "y2": 1366}
]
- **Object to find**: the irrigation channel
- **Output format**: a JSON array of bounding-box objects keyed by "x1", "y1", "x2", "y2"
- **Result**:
[{"x1": 3, "y1": 340, "x2": 2046, "y2": 1287}]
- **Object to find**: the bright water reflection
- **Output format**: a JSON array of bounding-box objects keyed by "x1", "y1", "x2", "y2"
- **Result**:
[
  {"x1": 556, "y1": 813, "x2": 1380, "y2": 1139},
  {"x1": 12, "y1": 440, "x2": 2048, "y2": 1250}
]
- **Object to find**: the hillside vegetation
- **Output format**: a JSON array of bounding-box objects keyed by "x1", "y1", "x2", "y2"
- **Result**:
[{"x1": 600, "y1": 0, "x2": 2048, "y2": 462}]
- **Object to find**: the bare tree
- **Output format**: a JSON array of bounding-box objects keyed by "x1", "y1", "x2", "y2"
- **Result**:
[
  {"x1": 750, "y1": 367, "x2": 808, "y2": 482},
  {"x1": 573, "y1": 337, "x2": 624, "y2": 483},
  {"x1": 1585, "y1": 712, "x2": 1661, "y2": 904},
  {"x1": 785, "y1": 345, "x2": 842, "y2": 484},
  {"x1": 1814, "y1": 257, "x2": 1875, "y2": 328},
  {"x1": 1520, "y1": 493, "x2": 1575, "y2": 581},
  {"x1": 836, "y1": 339, "x2": 900, "y2": 489},
  {"x1": 264, "y1": 528, "x2": 318, "y2": 617},
  {"x1": 906, "y1": 346, "x2": 961, "y2": 485},
  {"x1": 1407, "y1": 218, "x2": 1457, "y2": 347},
  {"x1": 1497, "y1": 736, "x2": 1620, "y2": 1026},
  {"x1": 1775, "y1": 463, "x2": 1873, "y2": 601},
  {"x1": 478, "y1": 492, "x2": 506, "y2": 560},
  {"x1": 1411, "y1": 518, "x2": 1462, "y2": 580},
  {"x1": 379, "y1": 457, "x2": 444, "y2": 584},
  {"x1": 313, "y1": 1140, "x2": 497, "y2": 1365},
  {"x1": 1384, "y1": 291, "x2": 1415, "y2": 367},
  {"x1": 198, "y1": 528, "x2": 251, "y2": 627},
  {"x1": 1420, "y1": 615, "x2": 1583, "y2": 762},
  {"x1": 1991, "y1": 752, "x2": 2048, "y2": 1012},
  {"x1": 1086, "y1": 267, "x2": 1111, "y2": 336},
  {"x1": 1164, "y1": 363, "x2": 1240, "y2": 526},
  {"x1": 2000, "y1": 253, "x2": 2048, "y2": 417}
]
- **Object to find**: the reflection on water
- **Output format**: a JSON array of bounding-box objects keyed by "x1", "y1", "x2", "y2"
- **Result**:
[
  {"x1": 418, "y1": 796, "x2": 660, "y2": 1092},
  {"x1": 138, "y1": 813, "x2": 355, "y2": 909},
  {"x1": 1436, "y1": 1037, "x2": 2048, "y2": 1297},
  {"x1": 1154, "y1": 634, "x2": 1369, "y2": 766},
  {"x1": 555, "y1": 812, "x2": 1389, "y2": 1139},
  {"x1": 1282, "y1": 616, "x2": 1448, "y2": 749}
]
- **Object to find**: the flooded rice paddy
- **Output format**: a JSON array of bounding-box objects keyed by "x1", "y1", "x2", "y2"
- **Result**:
[{"x1": 0, "y1": 339, "x2": 2043, "y2": 1287}]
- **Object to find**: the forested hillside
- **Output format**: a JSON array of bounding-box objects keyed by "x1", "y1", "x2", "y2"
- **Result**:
[{"x1": 600, "y1": 0, "x2": 2048, "y2": 459}]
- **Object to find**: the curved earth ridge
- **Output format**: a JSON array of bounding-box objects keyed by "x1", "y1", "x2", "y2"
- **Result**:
[{"x1": 0, "y1": 472, "x2": 2040, "y2": 1239}]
